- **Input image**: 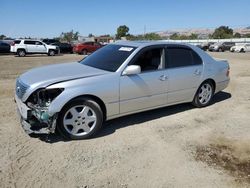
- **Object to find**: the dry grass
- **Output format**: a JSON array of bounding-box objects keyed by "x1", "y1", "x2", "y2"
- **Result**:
[{"x1": 195, "y1": 136, "x2": 250, "y2": 183}]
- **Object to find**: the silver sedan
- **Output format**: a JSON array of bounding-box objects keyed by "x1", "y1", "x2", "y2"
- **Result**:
[{"x1": 15, "y1": 41, "x2": 230, "y2": 139}]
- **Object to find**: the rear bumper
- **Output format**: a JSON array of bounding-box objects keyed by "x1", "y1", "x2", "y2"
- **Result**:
[{"x1": 215, "y1": 79, "x2": 230, "y2": 93}]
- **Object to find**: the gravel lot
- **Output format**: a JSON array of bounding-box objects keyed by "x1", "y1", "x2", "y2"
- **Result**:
[{"x1": 0, "y1": 52, "x2": 250, "y2": 188}]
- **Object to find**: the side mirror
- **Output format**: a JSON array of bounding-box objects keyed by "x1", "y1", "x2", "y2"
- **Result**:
[{"x1": 122, "y1": 65, "x2": 141, "y2": 76}]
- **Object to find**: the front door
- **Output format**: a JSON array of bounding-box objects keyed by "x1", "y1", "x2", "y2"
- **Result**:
[
  {"x1": 35, "y1": 41, "x2": 47, "y2": 53},
  {"x1": 120, "y1": 46, "x2": 167, "y2": 114}
]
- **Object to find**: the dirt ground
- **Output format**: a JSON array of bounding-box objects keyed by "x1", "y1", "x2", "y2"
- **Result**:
[{"x1": 0, "y1": 52, "x2": 250, "y2": 188}]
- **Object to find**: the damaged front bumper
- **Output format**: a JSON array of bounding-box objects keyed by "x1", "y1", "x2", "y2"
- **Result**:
[{"x1": 15, "y1": 94, "x2": 57, "y2": 134}]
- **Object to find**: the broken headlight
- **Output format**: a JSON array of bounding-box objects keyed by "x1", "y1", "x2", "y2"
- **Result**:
[
  {"x1": 26, "y1": 88, "x2": 64, "y2": 122},
  {"x1": 27, "y1": 88, "x2": 64, "y2": 107}
]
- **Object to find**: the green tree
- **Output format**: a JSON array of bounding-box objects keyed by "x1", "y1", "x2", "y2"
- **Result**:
[
  {"x1": 0, "y1": 34, "x2": 6, "y2": 40},
  {"x1": 170, "y1": 33, "x2": 179, "y2": 40},
  {"x1": 144, "y1": 33, "x2": 162, "y2": 40},
  {"x1": 212, "y1": 26, "x2": 233, "y2": 39},
  {"x1": 234, "y1": 32, "x2": 241, "y2": 38},
  {"x1": 116, "y1": 25, "x2": 129, "y2": 39},
  {"x1": 60, "y1": 30, "x2": 79, "y2": 42}
]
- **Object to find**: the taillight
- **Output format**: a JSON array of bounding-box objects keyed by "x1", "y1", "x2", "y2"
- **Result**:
[{"x1": 226, "y1": 67, "x2": 230, "y2": 77}]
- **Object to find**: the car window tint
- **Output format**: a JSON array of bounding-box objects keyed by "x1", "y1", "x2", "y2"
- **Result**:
[
  {"x1": 24, "y1": 41, "x2": 36, "y2": 45},
  {"x1": 80, "y1": 44, "x2": 135, "y2": 72},
  {"x1": 166, "y1": 47, "x2": 201, "y2": 68},
  {"x1": 132, "y1": 48, "x2": 163, "y2": 72},
  {"x1": 35, "y1": 41, "x2": 43, "y2": 45},
  {"x1": 14, "y1": 40, "x2": 21, "y2": 44}
]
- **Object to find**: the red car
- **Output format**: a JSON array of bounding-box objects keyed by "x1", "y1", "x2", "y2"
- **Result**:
[{"x1": 73, "y1": 42, "x2": 102, "y2": 55}]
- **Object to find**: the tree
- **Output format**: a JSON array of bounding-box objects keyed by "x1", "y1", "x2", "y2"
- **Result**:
[
  {"x1": 212, "y1": 26, "x2": 233, "y2": 39},
  {"x1": 116, "y1": 25, "x2": 129, "y2": 39},
  {"x1": 169, "y1": 33, "x2": 198, "y2": 40},
  {"x1": 60, "y1": 30, "x2": 79, "y2": 43},
  {"x1": 0, "y1": 34, "x2": 6, "y2": 40},
  {"x1": 234, "y1": 32, "x2": 241, "y2": 38},
  {"x1": 170, "y1": 33, "x2": 179, "y2": 40},
  {"x1": 88, "y1": 33, "x2": 94, "y2": 37},
  {"x1": 144, "y1": 33, "x2": 162, "y2": 40}
]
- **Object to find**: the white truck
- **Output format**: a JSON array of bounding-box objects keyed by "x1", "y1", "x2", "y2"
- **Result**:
[{"x1": 10, "y1": 39, "x2": 60, "y2": 57}]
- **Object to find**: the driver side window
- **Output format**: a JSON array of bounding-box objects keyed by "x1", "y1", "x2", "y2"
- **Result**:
[{"x1": 131, "y1": 48, "x2": 164, "y2": 72}]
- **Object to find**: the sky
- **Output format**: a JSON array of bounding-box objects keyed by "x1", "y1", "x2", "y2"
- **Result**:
[{"x1": 1, "y1": 0, "x2": 250, "y2": 38}]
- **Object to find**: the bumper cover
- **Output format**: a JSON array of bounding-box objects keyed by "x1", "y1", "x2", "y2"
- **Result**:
[{"x1": 15, "y1": 95, "x2": 57, "y2": 134}]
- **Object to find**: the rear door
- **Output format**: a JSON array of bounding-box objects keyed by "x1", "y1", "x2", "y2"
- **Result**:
[
  {"x1": 24, "y1": 40, "x2": 36, "y2": 52},
  {"x1": 165, "y1": 45, "x2": 203, "y2": 104}
]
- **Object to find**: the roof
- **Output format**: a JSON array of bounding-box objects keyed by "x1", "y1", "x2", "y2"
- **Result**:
[{"x1": 114, "y1": 40, "x2": 195, "y2": 48}]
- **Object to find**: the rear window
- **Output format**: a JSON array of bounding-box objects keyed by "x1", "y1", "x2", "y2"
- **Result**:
[
  {"x1": 24, "y1": 40, "x2": 36, "y2": 45},
  {"x1": 166, "y1": 47, "x2": 202, "y2": 68},
  {"x1": 14, "y1": 40, "x2": 21, "y2": 44},
  {"x1": 80, "y1": 44, "x2": 136, "y2": 72}
]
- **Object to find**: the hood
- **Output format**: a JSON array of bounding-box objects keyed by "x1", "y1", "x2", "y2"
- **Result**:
[{"x1": 19, "y1": 62, "x2": 109, "y2": 89}]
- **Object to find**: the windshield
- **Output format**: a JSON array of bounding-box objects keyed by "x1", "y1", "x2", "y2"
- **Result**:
[{"x1": 80, "y1": 44, "x2": 136, "y2": 72}]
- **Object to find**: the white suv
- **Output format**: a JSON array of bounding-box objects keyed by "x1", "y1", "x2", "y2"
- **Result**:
[{"x1": 10, "y1": 39, "x2": 59, "y2": 57}]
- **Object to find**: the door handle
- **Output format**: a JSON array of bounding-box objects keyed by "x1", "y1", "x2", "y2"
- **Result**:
[
  {"x1": 159, "y1": 75, "x2": 168, "y2": 81},
  {"x1": 194, "y1": 69, "x2": 201, "y2": 75}
]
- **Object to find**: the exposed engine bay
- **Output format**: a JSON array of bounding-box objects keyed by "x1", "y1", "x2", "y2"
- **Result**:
[{"x1": 23, "y1": 88, "x2": 64, "y2": 133}]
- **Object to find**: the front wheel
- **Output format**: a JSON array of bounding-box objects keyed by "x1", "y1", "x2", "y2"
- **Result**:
[
  {"x1": 48, "y1": 50, "x2": 55, "y2": 56},
  {"x1": 57, "y1": 98, "x2": 103, "y2": 140},
  {"x1": 192, "y1": 81, "x2": 214, "y2": 108}
]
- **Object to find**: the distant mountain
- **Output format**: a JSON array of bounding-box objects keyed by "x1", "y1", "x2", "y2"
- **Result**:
[{"x1": 156, "y1": 27, "x2": 250, "y2": 39}]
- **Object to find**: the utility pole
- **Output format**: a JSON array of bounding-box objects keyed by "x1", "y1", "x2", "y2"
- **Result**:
[{"x1": 144, "y1": 25, "x2": 146, "y2": 38}]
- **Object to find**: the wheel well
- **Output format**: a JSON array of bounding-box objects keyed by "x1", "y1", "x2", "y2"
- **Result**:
[
  {"x1": 203, "y1": 79, "x2": 216, "y2": 91},
  {"x1": 17, "y1": 48, "x2": 26, "y2": 52},
  {"x1": 69, "y1": 95, "x2": 107, "y2": 120}
]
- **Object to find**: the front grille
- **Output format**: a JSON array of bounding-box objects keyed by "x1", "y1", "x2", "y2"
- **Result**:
[{"x1": 16, "y1": 79, "x2": 29, "y2": 99}]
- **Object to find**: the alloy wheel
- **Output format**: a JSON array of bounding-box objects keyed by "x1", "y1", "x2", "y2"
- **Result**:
[{"x1": 63, "y1": 105, "x2": 97, "y2": 136}]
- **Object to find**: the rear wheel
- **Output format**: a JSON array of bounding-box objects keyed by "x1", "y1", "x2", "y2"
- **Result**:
[
  {"x1": 17, "y1": 49, "x2": 26, "y2": 57},
  {"x1": 81, "y1": 49, "x2": 87, "y2": 55},
  {"x1": 192, "y1": 81, "x2": 214, "y2": 108},
  {"x1": 240, "y1": 48, "x2": 245, "y2": 53},
  {"x1": 218, "y1": 48, "x2": 223, "y2": 52},
  {"x1": 57, "y1": 98, "x2": 103, "y2": 140}
]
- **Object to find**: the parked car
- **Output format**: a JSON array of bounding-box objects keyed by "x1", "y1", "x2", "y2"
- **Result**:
[
  {"x1": 230, "y1": 43, "x2": 250, "y2": 53},
  {"x1": 197, "y1": 42, "x2": 215, "y2": 51},
  {"x1": 209, "y1": 42, "x2": 235, "y2": 52},
  {"x1": 42, "y1": 39, "x2": 59, "y2": 45},
  {"x1": 51, "y1": 42, "x2": 73, "y2": 54},
  {"x1": 15, "y1": 41, "x2": 230, "y2": 139},
  {"x1": 73, "y1": 42, "x2": 102, "y2": 55},
  {"x1": 0, "y1": 41, "x2": 10, "y2": 53},
  {"x1": 10, "y1": 39, "x2": 60, "y2": 57}
]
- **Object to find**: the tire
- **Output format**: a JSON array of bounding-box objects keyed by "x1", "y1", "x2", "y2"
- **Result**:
[
  {"x1": 218, "y1": 48, "x2": 223, "y2": 52},
  {"x1": 48, "y1": 50, "x2": 55, "y2": 56},
  {"x1": 81, "y1": 49, "x2": 87, "y2": 55},
  {"x1": 192, "y1": 81, "x2": 214, "y2": 108},
  {"x1": 57, "y1": 98, "x2": 103, "y2": 140},
  {"x1": 17, "y1": 49, "x2": 26, "y2": 57},
  {"x1": 240, "y1": 48, "x2": 245, "y2": 53}
]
